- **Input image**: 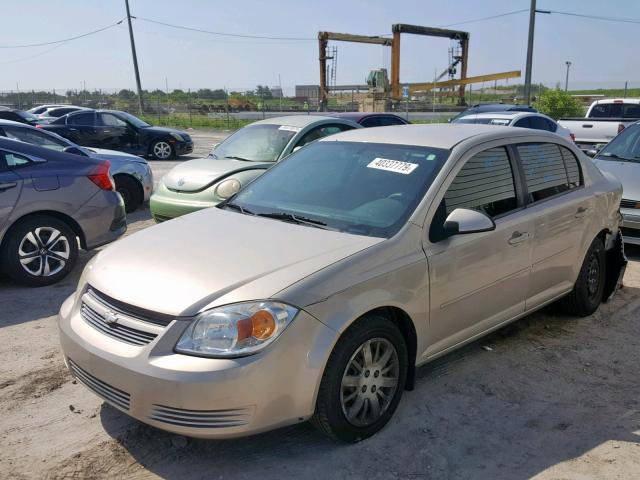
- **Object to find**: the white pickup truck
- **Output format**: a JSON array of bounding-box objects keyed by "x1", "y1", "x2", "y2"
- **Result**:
[{"x1": 558, "y1": 98, "x2": 640, "y2": 152}]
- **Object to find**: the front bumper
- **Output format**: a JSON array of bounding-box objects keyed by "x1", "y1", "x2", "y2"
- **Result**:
[
  {"x1": 57, "y1": 292, "x2": 335, "y2": 439},
  {"x1": 149, "y1": 182, "x2": 220, "y2": 222},
  {"x1": 174, "y1": 141, "x2": 194, "y2": 156},
  {"x1": 620, "y1": 209, "x2": 640, "y2": 245}
]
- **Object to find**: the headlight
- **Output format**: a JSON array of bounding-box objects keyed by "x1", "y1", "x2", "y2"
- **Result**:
[
  {"x1": 215, "y1": 178, "x2": 241, "y2": 199},
  {"x1": 175, "y1": 301, "x2": 299, "y2": 357},
  {"x1": 170, "y1": 132, "x2": 184, "y2": 141}
]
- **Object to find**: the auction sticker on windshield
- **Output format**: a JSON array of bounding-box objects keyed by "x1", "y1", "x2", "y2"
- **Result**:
[{"x1": 367, "y1": 158, "x2": 419, "y2": 175}]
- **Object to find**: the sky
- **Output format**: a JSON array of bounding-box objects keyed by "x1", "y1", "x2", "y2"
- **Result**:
[{"x1": 1, "y1": 0, "x2": 639, "y2": 94}]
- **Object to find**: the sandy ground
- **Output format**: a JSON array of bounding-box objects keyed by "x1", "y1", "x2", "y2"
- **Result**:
[{"x1": 1, "y1": 140, "x2": 640, "y2": 479}]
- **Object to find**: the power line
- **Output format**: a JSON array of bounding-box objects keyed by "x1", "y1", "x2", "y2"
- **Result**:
[
  {"x1": 546, "y1": 10, "x2": 640, "y2": 24},
  {"x1": 441, "y1": 9, "x2": 529, "y2": 27},
  {"x1": 135, "y1": 16, "x2": 315, "y2": 41},
  {"x1": 0, "y1": 44, "x2": 64, "y2": 64},
  {"x1": 0, "y1": 19, "x2": 124, "y2": 48}
]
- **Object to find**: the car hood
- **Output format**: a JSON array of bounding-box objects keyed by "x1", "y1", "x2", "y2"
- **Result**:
[
  {"x1": 163, "y1": 157, "x2": 269, "y2": 191},
  {"x1": 142, "y1": 126, "x2": 189, "y2": 137},
  {"x1": 85, "y1": 207, "x2": 382, "y2": 316},
  {"x1": 84, "y1": 147, "x2": 147, "y2": 164},
  {"x1": 593, "y1": 157, "x2": 640, "y2": 200}
]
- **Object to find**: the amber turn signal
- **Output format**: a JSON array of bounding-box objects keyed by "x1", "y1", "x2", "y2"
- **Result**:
[{"x1": 237, "y1": 310, "x2": 277, "y2": 341}]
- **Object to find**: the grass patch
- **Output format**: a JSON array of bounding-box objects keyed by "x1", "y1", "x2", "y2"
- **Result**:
[{"x1": 139, "y1": 113, "x2": 254, "y2": 130}]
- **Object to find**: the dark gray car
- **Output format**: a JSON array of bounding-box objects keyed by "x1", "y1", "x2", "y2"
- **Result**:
[{"x1": 0, "y1": 137, "x2": 126, "y2": 286}]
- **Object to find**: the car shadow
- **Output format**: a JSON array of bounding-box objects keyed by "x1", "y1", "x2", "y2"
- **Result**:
[{"x1": 98, "y1": 283, "x2": 640, "y2": 479}]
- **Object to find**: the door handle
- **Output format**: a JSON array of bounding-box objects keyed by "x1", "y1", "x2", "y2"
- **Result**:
[
  {"x1": 575, "y1": 206, "x2": 590, "y2": 218},
  {"x1": 508, "y1": 231, "x2": 530, "y2": 246},
  {"x1": 69, "y1": 128, "x2": 78, "y2": 132},
  {"x1": 0, "y1": 182, "x2": 17, "y2": 191}
]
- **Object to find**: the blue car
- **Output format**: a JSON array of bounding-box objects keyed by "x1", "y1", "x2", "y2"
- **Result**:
[{"x1": 0, "y1": 120, "x2": 153, "y2": 212}]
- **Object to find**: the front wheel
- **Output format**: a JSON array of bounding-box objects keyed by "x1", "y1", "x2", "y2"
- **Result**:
[
  {"x1": 311, "y1": 314, "x2": 408, "y2": 442},
  {"x1": 151, "y1": 140, "x2": 175, "y2": 160},
  {"x1": 560, "y1": 236, "x2": 606, "y2": 316}
]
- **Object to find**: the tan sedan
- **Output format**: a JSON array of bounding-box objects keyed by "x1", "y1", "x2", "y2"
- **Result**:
[{"x1": 58, "y1": 124, "x2": 625, "y2": 442}]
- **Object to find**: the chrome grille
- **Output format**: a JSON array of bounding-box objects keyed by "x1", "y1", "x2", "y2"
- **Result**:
[
  {"x1": 68, "y1": 358, "x2": 130, "y2": 410},
  {"x1": 149, "y1": 404, "x2": 252, "y2": 429},
  {"x1": 621, "y1": 199, "x2": 639, "y2": 209},
  {"x1": 81, "y1": 302, "x2": 158, "y2": 346}
]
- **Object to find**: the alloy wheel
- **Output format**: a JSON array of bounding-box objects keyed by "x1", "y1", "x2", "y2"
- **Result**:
[
  {"x1": 153, "y1": 141, "x2": 172, "y2": 160},
  {"x1": 18, "y1": 227, "x2": 70, "y2": 277},
  {"x1": 340, "y1": 338, "x2": 400, "y2": 427}
]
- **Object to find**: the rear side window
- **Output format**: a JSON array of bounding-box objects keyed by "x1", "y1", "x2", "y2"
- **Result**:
[
  {"x1": 1, "y1": 151, "x2": 32, "y2": 168},
  {"x1": 295, "y1": 123, "x2": 354, "y2": 148},
  {"x1": 516, "y1": 143, "x2": 582, "y2": 202},
  {"x1": 67, "y1": 112, "x2": 95, "y2": 126},
  {"x1": 443, "y1": 147, "x2": 517, "y2": 217},
  {"x1": 529, "y1": 116, "x2": 555, "y2": 132},
  {"x1": 623, "y1": 104, "x2": 640, "y2": 118},
  {"x1": 513, "y1": 117, "x2": 532, "y2": 128}
]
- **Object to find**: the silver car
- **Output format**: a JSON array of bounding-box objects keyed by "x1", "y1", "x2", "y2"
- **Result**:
[
  {"x1": 0, "y1": 120, "x2": 152, "y2": 212},
  {"x1": 58, "y1": 125, "x2": 624, "y2": 442},
  {"x1": 453, "y1": 111, "x2": 574, "y2": 142},
  {"x1": 591, "y1": 121, "x2": 640, "y2": 245}
]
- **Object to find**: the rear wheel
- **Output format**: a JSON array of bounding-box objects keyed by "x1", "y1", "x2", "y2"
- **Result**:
[
  {"x1": 114, "y1": 175, "x2": 142, "y2": 213},
  {"x1": 1, "y1": 216, "x2": 78, "y2": 286},
  {"x1": 151, "y1": 140, "x2": 174, "y2": 160},
  {"x1": 311, "y1": 314, "x2": 407, "y2": 442},
  {"x1": 560, "y1": 236, "x2": 606, "y2": 316}
]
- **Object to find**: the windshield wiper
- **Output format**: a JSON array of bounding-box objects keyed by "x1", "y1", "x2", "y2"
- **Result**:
[
  {"x1": 601, "y1": 153, "x2": 636, "y2": 162},
  {"x1": 223, "y1": 155, "x2": 253, "y2": 162},
  {"x1": 221, "y1": 202, "x2": 254, "y2": 215},
  {"x1": 257, "y1": 212, "x2": 330, "y2": 229}
]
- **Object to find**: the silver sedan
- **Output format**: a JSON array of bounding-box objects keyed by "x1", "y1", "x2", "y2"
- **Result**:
[{"x1": 58, "y1": 124, "x2": 625, "y2": 442}]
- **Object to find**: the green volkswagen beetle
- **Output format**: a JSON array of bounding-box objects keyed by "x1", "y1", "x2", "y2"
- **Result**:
[{"x1": 150, "y1": 115, "x2": 361, "y2": 222}]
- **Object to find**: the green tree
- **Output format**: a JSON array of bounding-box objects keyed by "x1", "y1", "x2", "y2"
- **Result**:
[{"x1": 533, "y1": 88, "x2": 584, "y2": 119}]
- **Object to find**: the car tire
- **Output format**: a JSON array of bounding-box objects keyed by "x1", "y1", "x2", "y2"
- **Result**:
[
  {"x1": 114, "y1": 175, "x2": 142, "y2": 213},
  {"x1": 1, "y1": 215, "x2": 79, "y2": 287},
  {"x1": 311, "y1": 314, "x2": 408, "y2": 442},
  {"x1": 560, "y1": 236, "x2": 606, "y2": 316},
  {"x1": 151, "y1": 140, "x2": 175, "y2": 160}
]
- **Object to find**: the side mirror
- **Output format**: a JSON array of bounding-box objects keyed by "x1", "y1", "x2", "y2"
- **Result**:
[
  {"x1": 585, "y1": 149, "x2": 598, "y2": 158},
  {"x1": 63, "y1": 146, "x2": 88, "y2": 157},
  {"x1": 442, "y1": 208, "x2": 495, "y2": 238},
  {"x1": 292, "y1": 146, "x2": 303, "y2": 153},
  {"x1": 211, "y1": 143, "x2": 220, "y2": 150}
]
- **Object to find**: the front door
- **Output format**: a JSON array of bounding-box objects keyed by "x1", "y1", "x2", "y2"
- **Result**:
[
  {"x1": 424, "y1": 145, "x2": 533, "y2": 358},
  {"x1": 96, "y1": 113, "x2": 128, "y2": 150}
]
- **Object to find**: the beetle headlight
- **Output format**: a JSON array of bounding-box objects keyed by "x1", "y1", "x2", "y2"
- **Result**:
[
  {"x1": 175, "y1": 301, "x2": 299, "y2": 357},
  {"x1": 215, "y1": 178, "x2": 241, "y2": 199}
]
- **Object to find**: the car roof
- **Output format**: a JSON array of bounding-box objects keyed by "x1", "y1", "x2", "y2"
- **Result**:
[
  {"x1": 318, "y1": 123, "x2": 559, "y2": 149},
  {"x1": 593, "y1": 98, "x2": 640, "y2": 105},
  {"x1": 249, "y1": 115, "x2": 359, "y2": 128},
  {"x1": 0, "y1": 119, "x2": 32, "y2": 126},
  {"x1": 458, "y1": 111, "x2": 547, "y2": 120},
  {"x1": 327, "y1": 112, "x2": 406, "y2": 122}
]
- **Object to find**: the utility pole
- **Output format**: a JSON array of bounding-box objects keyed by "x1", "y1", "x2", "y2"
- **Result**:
[
  {"x1": 125, "y1": 0, "x2": 144, "y2": 113},
  {"x1": 564, "y1": 61, "x2": 572, "y2": 92},
  {"x1": 523, "y1": 0, "x2": 536, "y2": 104}
]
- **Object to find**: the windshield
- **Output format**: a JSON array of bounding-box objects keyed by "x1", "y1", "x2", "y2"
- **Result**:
[
  {"x1": 116, "y1": 111, "x2": 150, "y2": 128},
  {"x1": 210, "y1": 124, "x2": 297, "y2": 162},
  {"x1": 597, "y1": 123, "x2": 640, "y2": 161},
  {"x1": 224, "y1": 141, "x2": 449, "y2": 238},
  {"x1": 454, "y1": 117, "x2": 511, "y2": 126}
]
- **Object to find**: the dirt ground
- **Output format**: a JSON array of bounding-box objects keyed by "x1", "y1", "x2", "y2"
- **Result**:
[{"x1": 1, "y1": 145, "x2": 640, "y2": 479}]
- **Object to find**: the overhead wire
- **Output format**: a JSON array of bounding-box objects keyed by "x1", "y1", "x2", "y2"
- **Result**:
[{"x1": 0, "y1": 19, "x2": 124, "y2": 48}]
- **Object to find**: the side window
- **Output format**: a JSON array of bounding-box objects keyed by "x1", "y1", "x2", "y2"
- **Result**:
[
  {"x1": 623, "y1": 104, "x2": 640, "y2": 118},
  {"x1": 444, "y1": 147, "x2": 518, "y2": 218},
  {"x1": 529, "y1": 116, "x2": 554, "y2": 131},
  {"x1": 100, "y1": 113, "x2": 127, "y2": 127},
  {"x1": 516, "y1": 143, "x2": 581, "y2": 203},
  {"x1": 589, "y1": 104, "x2": 610, "y2": 118},
  {"x1": 3, "y1": 151, "x2": 32, "y2": 169},
  {"x1": 513, "y1": 117, "x2": 531, "y2": 128},
  {"x1": 360, "y1": 117, "x2": 380, "y2": 128},
  {"x1": 295, "y1": 124, "x2": 354, "y2": 148},
  {"x1": 67, "y1": 112, "x2": 95, "y2": 126}
]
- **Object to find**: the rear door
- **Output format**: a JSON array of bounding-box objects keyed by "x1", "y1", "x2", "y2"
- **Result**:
[
  {"x1": 65, "y1": 112, "x2": 98, "y2": 146},
  {"x1": 514, "y1": 142, "x2": 587, "y2": 309},
  {"x1": 0, "y1": 150, "x2": 24, "y2": 233}
]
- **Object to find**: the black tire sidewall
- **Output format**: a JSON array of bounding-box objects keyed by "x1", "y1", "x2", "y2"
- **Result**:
[
  {"x1": 115, "y1": 175, "x2": 142, "y2": 213},
  {"x1": 575, "y1": 237, "x2": 606, "y2": 314},
  {"x1": 317, "y1": 316, "x2": 408, "y2": 442},
  {"x1": 2, "y1": 216, "x2": 79, "y2": 286}
]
